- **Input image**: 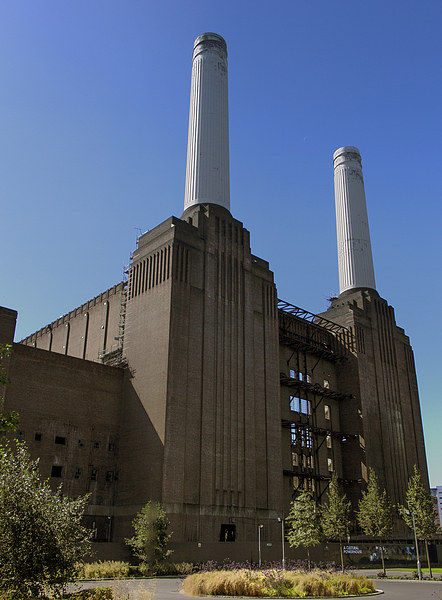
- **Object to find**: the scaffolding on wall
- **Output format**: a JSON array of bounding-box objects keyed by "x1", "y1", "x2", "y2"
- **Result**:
[{"x1": 98, "y1": 268, "x2": 128, "y2": 368}]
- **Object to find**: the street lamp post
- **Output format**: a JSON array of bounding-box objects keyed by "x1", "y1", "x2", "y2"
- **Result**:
[
  {"x1": 278, "y1": 517, "x2": 285, "y2": 570},
  {"x1": 258, "y1": 525, "x2": 264, "y2": 567}
]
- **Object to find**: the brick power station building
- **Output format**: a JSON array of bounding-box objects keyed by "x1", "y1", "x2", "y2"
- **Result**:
[{"x1": 1, "y1": 33, "x2": 428, "y2": 561}]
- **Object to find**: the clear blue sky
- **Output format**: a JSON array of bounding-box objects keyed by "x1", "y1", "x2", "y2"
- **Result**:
[{"x1": 1, "y1": 1, "x2": 441, "y2": 485}]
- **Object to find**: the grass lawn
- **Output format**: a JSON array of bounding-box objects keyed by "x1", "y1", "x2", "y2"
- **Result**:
[{"x1": 387, "y1": 567, "x2": 442, "y2": 573}]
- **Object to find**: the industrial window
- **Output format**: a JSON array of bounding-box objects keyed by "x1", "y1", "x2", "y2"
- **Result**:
[
  {"x1": 90, "y1": 468, "x2": 98, "y2": 481},
  {"x1": 106, "y1": 471, "x2": 114, "y2": 482},
  {"x1": 51, "y1": 465, "x2": 63, "y2": 478},
  {"x1": 305, "y1": 429, "x2": 312, "y2": 448},
  {"x1": 326, "y1": 434, "x2": 332, "y2": 448},
  {"x1": 328, "y1": 458, "x2": 333, "y2": 472},
  {"x1": 289, "y1": 369, "x2": 296, "y2": 379},
  {"x1": 34, "y1": 432, "x2": 42, "y2": 441},
  {"x1": 93, "y1": 441, "x2": 100, "y2": 449},
  {"x1": 306, "y1": 374, "x2": 311, "y2": 383},
  {"x1": 323, "y1": 379, "x2": 330, "y2": 389},
  {"x1": 220, "y1": 524, "x2": 236, "y2": 542},
  {"x1": 300, "y1": 398, "x2": 311, "y2": 415},
  {"x1": 305, "y1": 477, "x2": 315, "y2": 492},
  {"x1": 55, "y1": 436, "x2": 66, "y2": 445},
  {"x1": 324, "y1": 405, "x2": 331, "y2": 420},
  {"x1": 306, "y1": 455, "x2": 314, "y2": 469},
  {"x1": 74, "y1": 468, "x2": 82, "y2": 479},
  {"x1": 290, "y1": 395, "x2": 300, "y2": 412},
  {"x1": 292, "y1": 476, "x2": 299, "y2": 489},
  {"x1": 299, "y1": 372, "x2": 303, "y2": 381},
  {"x1": 292, "y1": 451, "x2": 298, "y2": 467},
  {"x1": 290, "y1": 425, "x2": 297, "y2": 445},
  {"x1": 78, "y1": 439, "x2": 85, "y2": 447}
]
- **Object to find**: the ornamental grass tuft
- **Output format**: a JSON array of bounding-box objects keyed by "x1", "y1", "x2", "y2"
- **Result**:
[{"x1": 182, "y1": 569, "x2": 376, "y2": 597}]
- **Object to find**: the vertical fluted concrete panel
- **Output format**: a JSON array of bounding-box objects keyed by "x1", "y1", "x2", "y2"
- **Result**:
[
  {"x1": 184, "y1": 33, "x2": 230, "y2": 211},
  {"x1": 333, "y1": 146, "x2": 376, "y2": 294}
]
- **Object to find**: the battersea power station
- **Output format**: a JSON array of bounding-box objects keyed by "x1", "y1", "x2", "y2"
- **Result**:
[{"x1": 1, "y1": 33, "x2": 428, "y2": 561}]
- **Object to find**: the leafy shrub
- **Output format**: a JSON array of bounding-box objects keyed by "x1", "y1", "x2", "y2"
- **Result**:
[{"x1": 79, "y1": 561, "x2": 131, "y2": 580}]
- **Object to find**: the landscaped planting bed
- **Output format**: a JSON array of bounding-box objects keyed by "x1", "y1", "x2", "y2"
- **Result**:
[{"x1": 183, "y1": 569, "x2": 376, "y2": 597}]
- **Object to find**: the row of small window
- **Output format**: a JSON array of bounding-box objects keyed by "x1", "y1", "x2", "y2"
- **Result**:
[
  {"x1": 290, "y1": 425, "x2": 312, "y2": 448},
  {"x1": 289, "y1": 396, "x2": 331, "y2": 420},
  {"x1": 291, "y1": 452, "x2": 333, "y2": 471},
  {"x1": 289, "y1": 370, "x2": 311, "y2": 382},
  {"x1": 35, "y1": 433, "x2": 116, "y2": 451},
  {"x1": 51, "y1": 465, "x2": 116, "y2": 482},
  {"x1": 292, "y1": 476, "x2": 315, "y2": 492},
  {"x1": 288, "y1": 371, "x2": 330, "y2": 390}
]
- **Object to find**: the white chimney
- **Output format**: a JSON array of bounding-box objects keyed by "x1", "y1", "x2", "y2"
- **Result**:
[
  {"x1": 333, "y1": 146, "x2": 376, "y2": 294},
  {"x1": 184, "y1": 33, "x2": 230, "y2": 212}
]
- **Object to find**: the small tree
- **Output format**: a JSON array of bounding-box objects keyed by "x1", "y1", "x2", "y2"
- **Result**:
[
  {"x1": 126, "y1": 500, "x2": 173, "y2": 566},
  {"x1": 286, "y1": 490, "x2": 322, "y2": 570},
  {"x1": 398, "y1": 465, "x2": 438, "y2": 578},
  {"x1": 357, "y1": 468, "x2": 393, "y2": 576},
  {"x1": 322, "y1": 472, "x2": 351, "y2": 572},
  {"x1": 0, "y1": 344, "x2": 19, "y2": 432},
  {"x1": 0, "y1": 442, "x2": 91, "y2": 598}
]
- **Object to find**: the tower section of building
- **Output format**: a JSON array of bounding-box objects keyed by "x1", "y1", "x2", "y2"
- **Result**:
[
  {"x1": 119, "y1": 204, "x2": 282, "y2": 557},
  {"x1": 323, "y1": 147, "x2": 428, "y2": 520}
]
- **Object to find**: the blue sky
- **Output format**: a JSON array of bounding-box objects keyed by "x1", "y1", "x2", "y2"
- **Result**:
[{"x1": 1, "y1": 1, "x2": 441, "y2": 485}]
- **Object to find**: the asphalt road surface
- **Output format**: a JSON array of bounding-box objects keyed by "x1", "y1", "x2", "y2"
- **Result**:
[{"x1": 76, "y1": 576, "x2": 442, "y2": 599}]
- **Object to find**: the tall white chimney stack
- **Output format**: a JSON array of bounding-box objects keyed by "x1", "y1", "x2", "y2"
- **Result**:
[
  {"x1": 184, "y1": 33, "x2": 230, "y2": 212},
  {"x1": 333, "y1": 146, "x2": 376, "y2": 294}
]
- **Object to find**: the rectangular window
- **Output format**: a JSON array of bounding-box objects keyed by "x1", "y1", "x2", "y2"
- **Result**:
[
  {"x1": 93, "y1": 441, "x2": 100, "y2": 449},
  {"x1": 300, "y1": 398, "x2": 311, "y2": 415},
  {"x1": 55, "y1": 436, "x2": 66, "y2": 445},
  {"x1": 326, "y1": 434, "x2": 332, "y2": 448},
  {"x1": 78, "y1": 439, "x2": 85, "y2": 447},
  {"x1": 289, "y1": 369, "x2": 296, "y2": 379},
  {"x1": 305, "y1": 429, "x2": 312, "y2": 448},
  {"x1": 290, "y1": 425, "x2": 297, "y2": 445},
  {"x1": 34, "y1": 432, "x2": 42, "y2": 441},
  {"x1": 324, "y1": 405, "x2": 331, "y2": 420},
  {"x1": 291, "y1": 452, "x2": 298, "y2": 467},
  {"x1": 323, "y1": 379, "x2": 330, "y2": 389},
  {"x1": 292, "y1": 476, "x2": 299, "y2": 489},
  {"x1": 290, "y1": 395, "x2": 300, "y2": 412},
  {"x1": 328, "y1": 458, "x2": 333, "y2": 472},
  {"x1": 106, "y1": 471, "x2": 114, "y2": 482},
  {"x1": 74, "y1": 468, "x2": 82, "y2": 479},
  {"x1": 306, "y1": 455, "x2": 314, "y2": 469},
  {"x1": 306, "y1": 374, "x2": 311, "y2": 383},
  {"x1": 51, "y1": 465, "x2": 63, "y2": 478},
  {"x1": 90, "y1": 468, "x2": 98, "y2": 481}
]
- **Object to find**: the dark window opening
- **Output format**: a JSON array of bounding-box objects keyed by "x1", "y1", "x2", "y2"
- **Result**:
[
  {"x1": 55, "y1": 436, "x2": 66, "y2": 445},
  {"x1": 35, "y1": 432, "x2": 42, "y2": 441},
  {"x1": 90, "y1": 468, "x2": 98, "y2": 481},
  {"x1": 106, "y1": 471, "x2": 114, "y2": 482},
  {"x1": 108, "y1": 442, "x2": 116, "y2": 452},
  {"x1": 74, "y1": 468, "x2": 82, "y2": 479},
  {"x1": 78, "y1": 439, "x2": 85, "y2": 447},
  {"x1": 220, "y1": 524, "x2": 236, "y2": 542},
  {"x1": 93, "y1": 441, "x2": 100, "y2": 449},
  {"x1": 51, "y1": 465, "x2": 63, "y2": 478}
]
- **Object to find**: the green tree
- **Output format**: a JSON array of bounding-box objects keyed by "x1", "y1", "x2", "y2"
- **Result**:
[
  {"x1": 0, "y1": 344, "x2": 19, "y2": 432},
  {"x1": 286, "y1": 491, "x2": 322, "y2": 570},
  {"x1": 357, "y1": 468, "x2": 394, "y2": 576},
  {"x1": 126, "y1": 500, "x2": 173, "y2": 567},
  {"x1": 322, "y1": 472, "x2": 351, "y2": 572},
  {"x1": 0, "y1": 442, "x2": 91, "y2": 598},
  {"x1": 398, "y1": 465, "x2": 438, "y2": 578}
]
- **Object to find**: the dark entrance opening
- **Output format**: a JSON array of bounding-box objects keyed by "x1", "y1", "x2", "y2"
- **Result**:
[{"x1": 220, "y1": 524, "x2": 236, "y2": 542}]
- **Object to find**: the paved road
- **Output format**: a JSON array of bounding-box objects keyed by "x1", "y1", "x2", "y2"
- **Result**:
[{"x1": 76, "y1": 576, "x2": 442, "y2": 599}]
